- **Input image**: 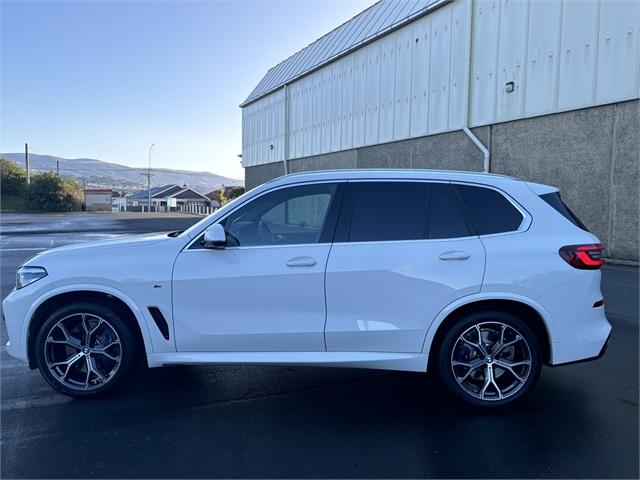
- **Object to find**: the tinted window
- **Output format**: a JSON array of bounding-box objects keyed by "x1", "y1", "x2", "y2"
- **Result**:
[
  {"x1": 454, "y1": 184, "x2": 524, "y2": 235},
  {"x1": 427, "y1": 184, "x2": 471, "y2": 239},
  {"x1": 337, "y1": 181, "x2": 471, "y2": 242},
  {"x1": 344, "y1": 182, "x2": 428, "y2": 242},
  {"x1": 220, "y1": 183, "x2": 338, "y2": 246},
  {"x1": 540, "y1": 192, "x2": 589, "y2": 231}
]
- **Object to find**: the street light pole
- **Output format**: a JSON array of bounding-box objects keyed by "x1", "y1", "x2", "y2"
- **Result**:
[{"x1": 147, "y1": 143, "x2": 155, "y2": 213}]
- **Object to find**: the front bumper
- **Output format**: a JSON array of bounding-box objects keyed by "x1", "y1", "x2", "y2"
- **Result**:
[{"x1": 2, "y1": 288, "x2": 35, "y2": 365}]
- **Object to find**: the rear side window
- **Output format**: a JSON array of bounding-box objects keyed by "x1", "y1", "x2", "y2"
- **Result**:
[
  {"x1": 345, "y1": 182, "x2": 428, "y2": 242},
  {"x1": 539, "y1": 192, "x2": 589, "y2": 231},
  {"x1": 336, "y1": 182, "x2": 471, "y2": 242},
  {"x1": 454, "y1": 184, "x2": 524, "y2": 235},
  {"x1": 427, "y1": 183, "x2": 471, "y2": 239}
]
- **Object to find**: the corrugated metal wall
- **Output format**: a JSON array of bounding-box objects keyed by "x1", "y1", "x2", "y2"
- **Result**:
[{"x1": 242, "y1": 0, "x2": 640, "y2": 167}]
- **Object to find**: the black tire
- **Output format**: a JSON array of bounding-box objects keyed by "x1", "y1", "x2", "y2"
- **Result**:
[
  {"x1": 34, "y1": 302, "x2": 139, "y2": 398},
  {"x1": 437, "y1": 310, "x2": 542, "y2": 408}
]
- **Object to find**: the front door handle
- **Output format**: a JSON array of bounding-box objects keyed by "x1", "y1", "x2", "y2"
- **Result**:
[
  {"x1": 286, "y1": 256, "x2": 317, "y2": 267},
  {"x1": 439, "y1": 251, "x2": 470, "y2": 261}
]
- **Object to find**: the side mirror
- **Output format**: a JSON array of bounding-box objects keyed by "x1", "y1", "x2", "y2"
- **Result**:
[{"x1": 202, "y1": 224, "x2": 227, "y2": 249}]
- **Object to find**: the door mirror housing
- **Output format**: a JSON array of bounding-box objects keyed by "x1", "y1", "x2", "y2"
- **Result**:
[{"x1": 202, "y1": 223, "x2": 227, "y2": 249}]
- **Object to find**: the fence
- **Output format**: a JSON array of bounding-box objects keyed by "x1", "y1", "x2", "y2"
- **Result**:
[{"x1": 118, "y1": 204, "x2": 217, "y2": 215}]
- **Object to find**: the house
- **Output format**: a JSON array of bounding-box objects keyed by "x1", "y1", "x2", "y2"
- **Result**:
[
  {"x1": 84, "y1": 189, "x2": 113, "y2": 212},
  {"x1": 126, "y1": 184, "x2": 211, "y2": 212}
]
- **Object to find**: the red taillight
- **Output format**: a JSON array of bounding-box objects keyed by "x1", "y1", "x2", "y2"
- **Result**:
[{"x1": 559, "y1": 244, "x2": 605, "y2": 270}]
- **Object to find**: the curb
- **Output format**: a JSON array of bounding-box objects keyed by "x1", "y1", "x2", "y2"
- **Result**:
[{"x1": 604, "y1": 258, "x2": 639, "y2": 268}]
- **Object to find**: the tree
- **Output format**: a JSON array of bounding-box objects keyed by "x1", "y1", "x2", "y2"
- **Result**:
[
  {"x1": 227, "y1": 186, "x2": 245, "y2": 200},
  {"x1": 27, "y1": 172, "x2": 83, "y2": 212},
  {"x1": 0, "y1": 157, "x2": 26, "y2": 196},
  {"x1": 213, "y1": 187, "x2": 226, "y2": 205}
]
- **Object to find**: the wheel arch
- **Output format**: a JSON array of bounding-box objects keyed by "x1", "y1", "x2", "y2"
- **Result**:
[
  {"x1": 24, "y1": 286, "x2": 152, "y2": 369},
  {"x1": 423, "y1": 295, "x2": 556, "y2": 368}
]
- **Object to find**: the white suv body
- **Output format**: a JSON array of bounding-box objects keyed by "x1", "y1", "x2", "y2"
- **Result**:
[{"x1": 2, "y1": 170, "x2": 611, "y2": 406}]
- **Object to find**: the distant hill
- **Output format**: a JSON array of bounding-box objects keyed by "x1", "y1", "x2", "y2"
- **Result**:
[{"x1": 1, "y1": 153, "x2": 243, "y2": 193}]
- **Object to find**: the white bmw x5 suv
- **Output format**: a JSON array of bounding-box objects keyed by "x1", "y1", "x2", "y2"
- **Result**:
[{"x1": 3, "y1": 169, "x2": 611, "y2": 406}]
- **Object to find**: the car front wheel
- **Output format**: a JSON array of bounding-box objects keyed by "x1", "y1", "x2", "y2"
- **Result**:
[
  {"x1": 34, "y1": 302, "x2": 138, "y2": 398},
  {"x1": 437, "y1": 311, "x2": 542, "y2": 407}
]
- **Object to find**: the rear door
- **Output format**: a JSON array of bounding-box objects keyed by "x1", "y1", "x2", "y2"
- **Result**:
[{"x1": 324, "y1": 180, "x2": 486, "y2": 353}]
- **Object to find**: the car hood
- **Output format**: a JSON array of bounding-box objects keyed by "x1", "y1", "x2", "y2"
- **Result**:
[{"x1": 23, "y1": 233, "x2": 171, "y2": 265}]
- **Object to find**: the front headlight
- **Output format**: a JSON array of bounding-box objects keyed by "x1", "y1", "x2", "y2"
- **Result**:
[{"x1": 16, "y1": 266, "x2": 48, "y2": 289}]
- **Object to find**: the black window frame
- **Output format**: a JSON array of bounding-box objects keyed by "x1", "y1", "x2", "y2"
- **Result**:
[{"x1": 189, "y1": 181, "x2": 346, "y2": 249}]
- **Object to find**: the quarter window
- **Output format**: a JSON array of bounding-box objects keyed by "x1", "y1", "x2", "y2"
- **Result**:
[{"x1": 454, "y1": 184, "x2": 524, "y2": 235}]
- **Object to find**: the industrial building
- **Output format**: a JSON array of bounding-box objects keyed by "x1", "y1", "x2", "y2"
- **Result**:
[{"x1": 240, "y1": 0, "x2": 639, "y2": 262}]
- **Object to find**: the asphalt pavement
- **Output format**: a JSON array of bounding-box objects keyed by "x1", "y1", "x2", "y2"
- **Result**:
[{"x1": 1, "y1": 213, "x2": 638, "y2": 478}]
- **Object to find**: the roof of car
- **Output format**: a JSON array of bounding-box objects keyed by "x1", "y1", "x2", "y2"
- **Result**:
[{"x1": 267, "y1": 169, "x2": 518, "y2": 186}]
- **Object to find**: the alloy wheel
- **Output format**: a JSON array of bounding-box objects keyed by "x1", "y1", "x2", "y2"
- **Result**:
[
  {"x1": 450, "y1": 321, "x2": 532, "y2": 401},
  {"x1": 44, "y1": 313, "x2": 122, "y2": 391}
]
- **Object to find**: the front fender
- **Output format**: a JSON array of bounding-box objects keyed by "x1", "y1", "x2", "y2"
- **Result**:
[{"x1": 19, "y1": 283, "x2": 155, "y2": 356}]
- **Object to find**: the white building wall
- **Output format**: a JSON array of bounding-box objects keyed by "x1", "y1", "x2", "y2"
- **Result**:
[{"x1": 242, "y1": 0, "x2": 640, "y2": 167}]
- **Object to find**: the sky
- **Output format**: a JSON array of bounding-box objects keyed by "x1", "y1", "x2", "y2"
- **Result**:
[{"x1": 1, "y1": 0, "x2": 374, "y2": 180}]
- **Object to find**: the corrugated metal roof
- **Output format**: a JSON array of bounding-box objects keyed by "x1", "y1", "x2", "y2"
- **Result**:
[
  {"x1": 241, "y1": 0, "x2": 446, "y2": 107},
  {"x1": 128, "y1": 185, "x2": 174, "y2": 199}
]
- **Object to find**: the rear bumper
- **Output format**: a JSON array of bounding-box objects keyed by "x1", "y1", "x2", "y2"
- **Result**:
[
  {"x1": 551, "y1": 331, "x2": 611, "y2": 367},
  {"x1": 550, "y1": 304, "x2": 612, "y2": 365}
]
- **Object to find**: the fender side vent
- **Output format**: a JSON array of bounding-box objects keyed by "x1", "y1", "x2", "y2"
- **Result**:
[{"x1": 148, "y1": 307, "x2": 170, "y2": 340}]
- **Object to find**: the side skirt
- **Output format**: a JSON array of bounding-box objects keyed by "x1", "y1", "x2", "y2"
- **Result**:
[{"x1": 147, "y1": 351, "x2": 429, "y2": 372}]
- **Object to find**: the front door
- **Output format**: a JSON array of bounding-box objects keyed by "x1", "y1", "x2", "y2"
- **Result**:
[{"x1": 172, "y1": 182, "x2": 344, "y2": 352}]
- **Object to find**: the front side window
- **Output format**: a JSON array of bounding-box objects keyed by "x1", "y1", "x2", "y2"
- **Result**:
[{"x1": 220, "y1": 183, "x2": 339, "y2": 246}]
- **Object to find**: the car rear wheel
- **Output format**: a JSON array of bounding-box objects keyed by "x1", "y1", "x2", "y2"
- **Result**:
[
  {"x1": 437, "y1": 311, "x2": 542, "y2": 407},
  {"x1": 34, "y1": 302, "x2": 139, "y2": 398}
]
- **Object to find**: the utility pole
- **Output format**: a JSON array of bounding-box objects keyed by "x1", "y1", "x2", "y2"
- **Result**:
[
  {"x1": 82, "y1": 178, "x2": 86, "y2": 211},
  {"x1": 140, "y1": 143, "x2": 155, "y2": 213},
  {"x1": 24, "y1": 143, "x2": 30, "y2": 185}
]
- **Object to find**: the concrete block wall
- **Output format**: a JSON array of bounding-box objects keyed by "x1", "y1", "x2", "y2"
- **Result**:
[{"x1": 244, "y1": 100, "x2": 639, "y2": 262}]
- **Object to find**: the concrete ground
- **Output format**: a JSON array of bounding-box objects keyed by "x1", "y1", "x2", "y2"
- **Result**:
[{"x1": 0, "y1": 213, "x2": 638, "y2": 478}]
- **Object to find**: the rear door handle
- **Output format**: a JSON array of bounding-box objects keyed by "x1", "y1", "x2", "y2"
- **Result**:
[
  {"x1": 439, "y1": 251, "x2": 470, "y2": 261},
  {"x1": 286, "y1": 256, "x2": 317, "y2": 267}
]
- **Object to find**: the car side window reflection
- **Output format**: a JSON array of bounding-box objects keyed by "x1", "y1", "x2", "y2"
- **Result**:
[{"x1": 217, "y1": 183, "x2": 338, "y2": 247}]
